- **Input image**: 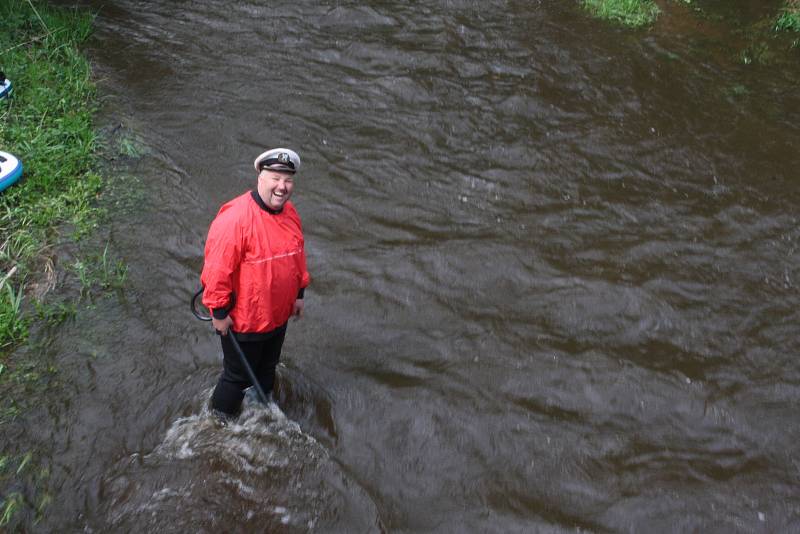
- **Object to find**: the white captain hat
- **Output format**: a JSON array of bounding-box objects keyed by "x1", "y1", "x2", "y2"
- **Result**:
[{"x1": 253, "y1": 148, "x2": 301, "y2": 174}]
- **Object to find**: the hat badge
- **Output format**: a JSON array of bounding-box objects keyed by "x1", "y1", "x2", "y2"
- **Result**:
[{"x1": 277, "y1": 152, "x2": 291, "y2": 164}]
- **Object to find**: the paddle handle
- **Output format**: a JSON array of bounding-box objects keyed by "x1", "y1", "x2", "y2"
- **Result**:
[{"x1": 192, "y1": 287, "x2": 271, "y2": 405}]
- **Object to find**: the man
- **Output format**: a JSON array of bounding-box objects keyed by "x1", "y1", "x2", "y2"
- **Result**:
[{"x1": 201, "y1": 148, "x2": 310, "y2": 417}]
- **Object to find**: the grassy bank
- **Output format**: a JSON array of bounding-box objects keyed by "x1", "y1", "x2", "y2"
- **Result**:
[
  {"x1": 584, "y1": 0, "x2": 800, "y2": 32},
  {"x1": 0, "y1": 0, "x2": 106, "y2": 527},
  {"x1": 0, "y1": 3, "x2": 99, "y2": 351},
  {"x1": 582, "y1": 0, "x2": 661, "y2": 27},
  {"x1": 583, "y1": 0, "x2": 800, "y2": 57},
  {"x1": 775, "y1": 0, "x2": 800, "y2": 35}
]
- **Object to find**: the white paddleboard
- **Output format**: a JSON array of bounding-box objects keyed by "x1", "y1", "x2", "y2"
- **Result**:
[
  {"x1": 0, "y1": 151, "x2": 23, "y2": 193},
  {"x1": 0, "y1": 78, "x2": 11, "y2": 100}
]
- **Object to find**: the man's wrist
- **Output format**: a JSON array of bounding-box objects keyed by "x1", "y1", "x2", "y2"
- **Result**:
[{"x1": 212, "y1": 307, "x2": 230, "y2": 320}]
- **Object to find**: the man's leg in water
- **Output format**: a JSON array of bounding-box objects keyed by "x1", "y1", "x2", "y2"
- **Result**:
[
  {"x1": 210, "y1": 325, "x2": 288, "y2": 415},
  {"x1": 253, "y1": 324, "x2": 287, "y2": 401}
]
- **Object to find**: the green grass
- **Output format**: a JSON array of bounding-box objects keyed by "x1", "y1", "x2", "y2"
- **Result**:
[
  {"x1": 0, "y1": 0, "x2": 106, "y2": 417},
  {"x1": 0, "y1": 276, "x2": 27, "y2": 351},
  {"x1": 0, "y1": 1, "x2": 108, "y2": 528},
  {"x1": 117, "y1": 134, "x2": 145, "y2": 159},
  {"x1": 33, "y1": 299, "x2": 76, "y2": 327},
  {"x1": 1, "y1": 492, "x2": 23, "y2": 527},
  {"x1": 582, "y1": 0, "x2": 661, "y2": 27},
  {"x1": 0, "y1": 451, "x2": 50, "y2": 528},
  {"x1": 775, "y1": 2, "x2": 800, "y2": 33},
  {"x1": 72, "y1": 242, "x2": 128, "y2": 298},
  {"x1": 0, "y1": 0, "x2": 102, "y2": 347}
]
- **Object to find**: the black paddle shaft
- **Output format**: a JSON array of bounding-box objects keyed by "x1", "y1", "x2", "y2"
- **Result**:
[{"x1": 191, "y1": 288, "x2": 270, "y2": 405}]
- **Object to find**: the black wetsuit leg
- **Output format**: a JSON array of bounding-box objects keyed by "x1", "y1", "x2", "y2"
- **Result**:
[{"x1": 210, "y1": 324, "x2": 287, "y2": 415}]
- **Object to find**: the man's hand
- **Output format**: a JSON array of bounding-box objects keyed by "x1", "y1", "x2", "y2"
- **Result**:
[
  {"x1": 292, "y1": 299, "x2": 304, "y2": 320},
  {"x1": 212, "y1": 315, "x2": 234, "y2": 335}
]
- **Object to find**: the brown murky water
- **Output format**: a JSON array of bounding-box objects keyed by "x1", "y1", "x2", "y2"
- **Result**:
[{"x1": 9, "y1": 0, "x2": 800, "y2": 531}]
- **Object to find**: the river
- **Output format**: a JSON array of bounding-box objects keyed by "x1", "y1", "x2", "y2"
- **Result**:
[{"x1": 12, "y1": 0, "x2": 800, "y2": 531}]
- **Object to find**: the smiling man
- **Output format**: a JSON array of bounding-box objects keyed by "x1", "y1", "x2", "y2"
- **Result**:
[{"x1": 201, "y1": 148, "x2": 311, "y2": 418}]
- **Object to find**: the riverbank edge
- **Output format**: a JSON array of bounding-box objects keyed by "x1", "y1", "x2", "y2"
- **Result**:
[
  {"x1": 583, "y1": 0, "x2": 661, "y2": 27},
  {"x1": 584, "y1": 0, "x2": 800, "y2": 38},
  {"x1": 0, "y1": 1, "x2": 124, "y2": 527}
]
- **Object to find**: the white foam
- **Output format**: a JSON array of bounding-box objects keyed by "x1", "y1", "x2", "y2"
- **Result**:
[
  {"x1": 220, "y1": 473, "x2": 258, "y2": 499},
  {"x1": 150, "y1": 389, "x2": 326, "y2": 476}
]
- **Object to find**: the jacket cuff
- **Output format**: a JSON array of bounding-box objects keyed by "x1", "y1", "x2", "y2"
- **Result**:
[
  {"x1": 212, "y1": 307, "x2": 230, "y2": 320},
  {"x1": 297, "y1": 287, "x2": 305, "y2": 300}
]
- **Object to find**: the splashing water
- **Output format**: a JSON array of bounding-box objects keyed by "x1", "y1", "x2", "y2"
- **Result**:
[{"x1": 95, "y1": 392, "x2": 380, "y2": 532}]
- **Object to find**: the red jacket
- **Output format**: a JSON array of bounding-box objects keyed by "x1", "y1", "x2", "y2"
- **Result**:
[{"x1": 201, "y1": 191, "x2": 310, "y2": 333}]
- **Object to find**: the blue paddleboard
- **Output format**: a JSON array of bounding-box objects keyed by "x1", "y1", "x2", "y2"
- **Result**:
[{"x1": 0, "y1": 151, "x2": 23, "y2": 193}]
